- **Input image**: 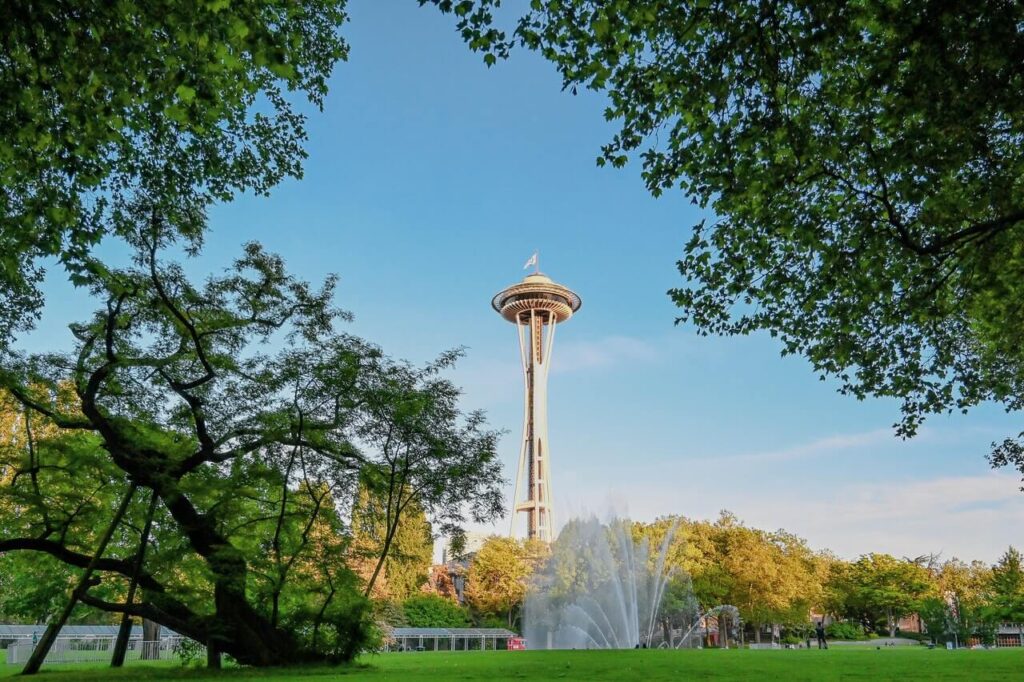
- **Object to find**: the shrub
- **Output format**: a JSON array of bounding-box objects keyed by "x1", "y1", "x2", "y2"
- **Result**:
[
  {"x1": 373, "y1": 600, "x2": 408, "y2": 627},
  {"x1": 402, "y1": 595, "x2": 470, "y2": 628},
  {"x1": 826, "y1": 622, "x2": 867, "y2": 641},
  {"x1": 476, "y1": 614, "x2": 509, "y2": 630},
  {"x1": 172, "y1": 638, "x2": 205, "y2": 667}
]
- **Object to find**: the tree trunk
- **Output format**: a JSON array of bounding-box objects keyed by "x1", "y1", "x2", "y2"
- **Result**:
[
  {"x1": 152, "y1": 478, "x2": 310, "y2": 665},
  {"x1": 111, "y1": 613, "x2": 136, "y2": 667},
  {"x1": 141, "y1": 619, "x2": 161, "y2": 660},
  {"x1": 364, "y1": 519, "x2": 399, "y2": 597},
  {"x1": 22, "y1": 486, "x2": 137, "y2": 675},
  {"x1": 311, "y1": 579, "x2": 336, "y2": 652},
  {"x1": 112, "y1": 491, "x2": 159, "y2": 667},
  {"x1": 62, "y1": 441, "x2": 334, "y2": 666},
  {"x1": 209, "y1": 571, "x2": 308, "y2": 666},
  {"x1": 207, "y1": 640, "x2": 222, "y2": 669},
  {"x1": 754, "y1": 623, "x2": 761, "y2": 643}
]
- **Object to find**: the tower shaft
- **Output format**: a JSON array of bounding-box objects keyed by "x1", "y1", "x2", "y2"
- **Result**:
[{"x1": 512, "y1": 309, "x2": 557, "y2": 541}]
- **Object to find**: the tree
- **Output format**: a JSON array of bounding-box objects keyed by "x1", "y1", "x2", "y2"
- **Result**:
[
  {"x1": 680, "y1": 518, "x2": 734, "y2": 621},
  {"x1": 0, "y1": 226, "x2": 502, "y2": 666},
  {"x1": 938, "y1": 559, "x2": 993, "y2": 607},
  {"x1": 438, "y1": 0, "x2": 1024, "y2": 473},
  {"x1": 941, "y1": 558, "x2": 993, "y2": 644},
  {"x1": 0, "y1": 390, "x2": 132, "y2": 627},
  {"x1": 383, "y1": 508, "x2": 433, "y2": 601},
  {"x1": 637, "y1": 512, "x2": 819, "y2": 644},
  {"x1": 631, "y1": 516, "x2": 706, "y2": 645},
  {"x1": 465, "y1": 536, "x2": 543, "y2": 629},
  {"x1": 0, "y1": 552, "x2": 82, "y2": 624},
  {"x1": 402, "y1": 594, "x2": 470, "y2": 628},
  {"x1": 350, "y1": 484, "x2": 435, "y2": 600},
  {"x1": 349, "y1": 353, "x2": 503, "y2": 599},
  {"x1": 719, "y1": 523, "x2": 809, "y2": 642},
  {"x1": 988, "y1": 547, "x2": 1024, "y2": 622},
  {"x1": 918, "y1": 597, "x2": 951, "y2": 645},
  {"x1": 920, "y1": 558, "x2": 994, "y2": 645},
  {"x1": 769, "y1": 530, "x2": 825, "y2": 629},
  {"x1": 990, "y1": 547, "x2": 1024, "y2": 596},
  {"x1": 830, "y1": 554, "x2": 933, "y2": 637},
  {"x1": 655, "y1": 574, "x2": 700, "y2": 646}
]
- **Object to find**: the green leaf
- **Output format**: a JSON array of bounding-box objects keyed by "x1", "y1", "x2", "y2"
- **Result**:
[{"x1": 175, "y1": 84, "x2": 197, "y2": 103}]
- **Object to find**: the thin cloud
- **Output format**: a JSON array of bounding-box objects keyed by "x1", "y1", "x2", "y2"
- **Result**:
[
  {"x1": 832, "y1": 474, "x2": 1020, "y2": 523},
  {"x1": 547, "y1": 471, "x2": 1024, "y2": 564},
  {"x1": 715, "y1": 428, "x2": 898, "y2": 464},
  {"x1": 783, "y1": 473, "x2": 1024, "y2": 563}
]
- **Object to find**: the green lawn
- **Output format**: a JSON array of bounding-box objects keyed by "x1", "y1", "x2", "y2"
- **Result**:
[{"x1": 2, "y1": 648, "x2": 1023, "y2": 681}]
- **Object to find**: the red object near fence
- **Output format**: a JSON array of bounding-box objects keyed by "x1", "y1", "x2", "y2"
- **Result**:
[{"x1": 507, "y1": 637, "x2": 526, "y2": 650}]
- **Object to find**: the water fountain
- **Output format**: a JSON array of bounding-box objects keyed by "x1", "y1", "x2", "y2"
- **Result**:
[{"x1": 523, "y1": 516, "x2": 682, "y2": 649}]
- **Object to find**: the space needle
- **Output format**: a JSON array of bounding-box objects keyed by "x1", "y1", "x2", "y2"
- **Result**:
[{"x1": 492, "y1": 255, "x2": 581, "y2": 542}]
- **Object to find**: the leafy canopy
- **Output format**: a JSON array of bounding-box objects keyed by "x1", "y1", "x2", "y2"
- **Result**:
[
  {"x1": 465, "y1": 536, "x2": 545, "y2": 628},
  {"x1": 434, "y1": 0, "x2": 1024, "y2": 473},
  {"x1": 350, "y1": 483, "x2": 436, "y2": 601},
  {"x1": 828, "y1": 553, "x2": 933, "y2": 636},
  {"x1": 1, "y1": 0, "x2": 498, "y2": 343},
  {"x1": 402, "y1": 594, "x2": 470, "y2": 628},
  {"x1": 988, "y1": 546, "x2": 1024, "y2": 621},
  {"x1": 0, "y1": 0, "x2": 352, "y2": 340}
]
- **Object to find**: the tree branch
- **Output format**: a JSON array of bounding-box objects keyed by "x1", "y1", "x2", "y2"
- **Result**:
[
  {"x1": 77, "y1": 593, "x2": 203, "y2": 643},
  {"x1": 0, "y1": 537, "x2": 165, "y2": 592},
  {"x1": 2, "y1": 384, "x2": 91, "y2": 429}
]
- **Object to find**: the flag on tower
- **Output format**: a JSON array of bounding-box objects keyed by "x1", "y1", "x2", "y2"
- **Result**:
[{"x1": 523, "y1": 252, "x2": 538, "y2": 270}]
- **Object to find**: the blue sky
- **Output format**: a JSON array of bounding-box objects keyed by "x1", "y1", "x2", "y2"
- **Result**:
[{"x1": 27, "y1": 1, "x2": 1024, "y2": 562}]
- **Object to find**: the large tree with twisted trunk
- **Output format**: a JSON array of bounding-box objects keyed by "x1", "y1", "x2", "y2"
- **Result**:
[
  {"x1": 1, "y1": 3, "x2": 509, "y2": 665},
  {"x1": 0, "y1": 222, "x2": 502, "y2": 666}
]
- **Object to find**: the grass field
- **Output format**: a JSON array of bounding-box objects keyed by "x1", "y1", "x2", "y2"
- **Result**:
[{"x1": 3, "y1": 648, "x2": 1023, "y2": 681}]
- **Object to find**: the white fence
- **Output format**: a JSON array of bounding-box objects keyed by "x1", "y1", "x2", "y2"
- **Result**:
[{"x1": 5, "y1": 637, "x2": 187, "y2": 666}]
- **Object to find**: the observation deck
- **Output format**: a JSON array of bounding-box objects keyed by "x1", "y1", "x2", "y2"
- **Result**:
[{"x1": 491, "y1": 273, "x2": 582, "y2": 324}]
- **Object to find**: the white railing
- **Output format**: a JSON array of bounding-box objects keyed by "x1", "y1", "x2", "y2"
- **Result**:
[
  {"x1": 5, "y1": 637, "x2": 187, "y2": 665},
  {"x1": 383, "y1": 635, "x2": 511, "y2": 652}
]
